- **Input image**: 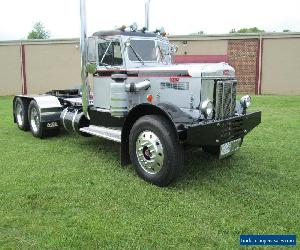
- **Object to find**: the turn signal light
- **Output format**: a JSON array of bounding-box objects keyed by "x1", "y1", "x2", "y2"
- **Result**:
[{"x1": 147, "y1": 95, "x2": 153, "y2": 103}]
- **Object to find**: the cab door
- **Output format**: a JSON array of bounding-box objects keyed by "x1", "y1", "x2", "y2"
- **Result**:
[{"x1": 93, "y1": 39, "x2": 124, "y2": 109}]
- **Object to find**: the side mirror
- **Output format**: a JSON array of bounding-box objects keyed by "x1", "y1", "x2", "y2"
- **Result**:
[
  {"x1": 111, "y1": 74, "x2": 128, "y2": 82},
  {"x1": 87, "y1": 37, "x2": 97, "y2": 63}
]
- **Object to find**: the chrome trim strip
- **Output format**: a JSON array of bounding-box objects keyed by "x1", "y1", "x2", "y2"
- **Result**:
[
  {"x1": 230, "y1": 81, "x2": 233, "y2": 115},
  {"x1": 202, "y1": 76, "x2": 236, "y2": 80},
  {"x1": 80, "y1": 125, "x2": 121, "y2": 143},
  {"x1": 72, "y1": 109, "x2": 79, "y2": 133},
  {"x1": 62, "y1": 109, "x2": 71, "y2": 133},
  {"x1": 221, "y1": 82, "x2": 224, "y2": 119}
]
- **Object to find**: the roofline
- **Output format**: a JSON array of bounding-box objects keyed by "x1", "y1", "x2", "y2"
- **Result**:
[
  {"x1": 1, "y1": 32, "x2": 300, "y2": 46},
  {"x1": 0, "y1": 38, "x2": 79, "y2": 46},
  {"x1": 93, "y1": 30, "x2": 158, "y2": 38},
  {"x1": 169, "y1": 32, "x2": 300, "y2": 41}
]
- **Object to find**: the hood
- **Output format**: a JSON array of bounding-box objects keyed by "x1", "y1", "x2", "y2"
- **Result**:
[{"x1": 131, "y1": 62, "x2": 235, "y2": 78}]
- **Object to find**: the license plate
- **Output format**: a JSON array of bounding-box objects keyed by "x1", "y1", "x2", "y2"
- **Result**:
[{"x1": 219, "y1": 138, "x2": 242, "y2": 159}]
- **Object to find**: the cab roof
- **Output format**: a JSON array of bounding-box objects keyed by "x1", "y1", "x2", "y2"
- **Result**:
[{"x1": 92, "y1": 30, "x2": 158, "y2": 38}]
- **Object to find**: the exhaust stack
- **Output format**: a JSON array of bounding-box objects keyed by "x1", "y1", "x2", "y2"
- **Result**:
[
  {"x1": 145, "y1": 0, "x2": 151, "y2": 30},
  {"x1": 80, "y1": 0, "x2": 89, "y2": 118}
]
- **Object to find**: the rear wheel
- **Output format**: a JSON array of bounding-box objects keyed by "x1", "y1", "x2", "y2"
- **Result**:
[
  {"x1": 28, "y1": 100, "x2": 45, "y2": 138},
  {"x1": 14, "y1": 97, "x2": 29, "y2": 131},
  {"x1": 129, "y1": 115, "x2": 183, "y2": 187}
]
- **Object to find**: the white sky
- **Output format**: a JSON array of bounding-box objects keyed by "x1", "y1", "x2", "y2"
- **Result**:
[{"x1": 0, "y1": 0, "x2": 300, "y2": 40}]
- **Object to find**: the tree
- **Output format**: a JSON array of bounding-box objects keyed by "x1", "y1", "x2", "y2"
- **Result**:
[
  {"x1": 283, "y1": 29, "x2": 291, "y2": 32},
  {"x1": 230, "y1": 27, "x2": 265, "y2": 33},
  {"x1": 27, "y1": 22, "x2": 50, "y2": 39}
]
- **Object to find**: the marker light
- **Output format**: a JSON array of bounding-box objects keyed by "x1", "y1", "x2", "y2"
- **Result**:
[
  {"x1": 160, "y1": 27, "x2": 166, "y2": 34},
  {"x1": 119, "y1": 25, "x2": 127, "y2": 31},
  {"x1": 130, "y1": 22, "x2": 138, "y2": 32},
  {"x1": 154, "y1": 29, "x2": 160, "y2": 34},
  {"x1": 154, "y1": 27, "x2": 166, "y2": 36},
  {"x1": 147, "y1": 95, "x2": 153, "y2": 103}
]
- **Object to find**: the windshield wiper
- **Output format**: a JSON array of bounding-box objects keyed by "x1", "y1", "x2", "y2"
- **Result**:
[{"x1": 129, "y1": 45, "x2": 144, "y2": 65}]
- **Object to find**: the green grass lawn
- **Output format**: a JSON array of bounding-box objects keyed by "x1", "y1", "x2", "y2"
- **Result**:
[{"x1": 0, "y1": 95, "x2": 299, "y2": 249}]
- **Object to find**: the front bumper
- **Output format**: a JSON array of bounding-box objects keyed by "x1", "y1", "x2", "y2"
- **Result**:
[{"x1": 185, "y1": 111, "x2": 261, "y2": 146}]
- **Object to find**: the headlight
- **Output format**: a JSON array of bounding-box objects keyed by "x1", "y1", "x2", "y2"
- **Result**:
[
  {"x1": 240, "y1": 95, "x2": 251, "y2": 108},
  {"x1": 201, "y1": 99, "x2": 213, "y2": 118}
]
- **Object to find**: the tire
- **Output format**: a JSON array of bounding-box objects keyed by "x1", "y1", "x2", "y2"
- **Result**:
[
  {"x1": 129, "y1": 115, "x2": 183, "y2": 187},
  {"x1": 14, "y1": 97, "x2": 29, "y2": 131},
  {"x1": 28, "y1": 100, "x2": 46, "y2": 138}
]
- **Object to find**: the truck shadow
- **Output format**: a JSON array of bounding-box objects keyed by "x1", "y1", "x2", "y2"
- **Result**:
[
  {"x1": 72, "y1": 135, "x2": 235, "y2": 188},
  {"x1": 175, "y1": 147, "x2": 235, "y2": 187}
]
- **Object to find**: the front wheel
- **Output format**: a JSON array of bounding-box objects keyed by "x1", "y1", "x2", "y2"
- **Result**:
[{"x1": 129, "y1": 115, "x2": 183, "y2": 187}]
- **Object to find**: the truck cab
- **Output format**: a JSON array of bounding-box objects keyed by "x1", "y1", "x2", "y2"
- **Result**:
[
  {"x1": 13, "y1": 27, "x2": 261, "y2": 187},
  {"x1": 89, "y1": 29, "x2": 174, "y2": 111}
]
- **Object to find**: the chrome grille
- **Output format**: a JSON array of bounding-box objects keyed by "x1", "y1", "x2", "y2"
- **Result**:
[{"x1": 214, "y1": 80, "x2": 237, "y2": 120}]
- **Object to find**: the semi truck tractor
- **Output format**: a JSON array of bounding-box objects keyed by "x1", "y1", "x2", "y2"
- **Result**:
[{"x1": 12, "y1": 0, "x2": 261, "y2": 186}]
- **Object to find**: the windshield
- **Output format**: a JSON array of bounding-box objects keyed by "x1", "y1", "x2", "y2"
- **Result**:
[{"x1": 128, "y1": 39, "x2": 157, "y2": 62}]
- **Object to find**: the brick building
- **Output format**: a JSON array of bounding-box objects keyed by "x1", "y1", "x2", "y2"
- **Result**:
[{"x1": 170, "y1": 32, "x2": 300, "y2": 95}]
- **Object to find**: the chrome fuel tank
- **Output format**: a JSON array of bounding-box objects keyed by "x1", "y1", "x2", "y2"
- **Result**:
[{"x1": 60, "y1": 107, "x2": 90, "y2": 135}]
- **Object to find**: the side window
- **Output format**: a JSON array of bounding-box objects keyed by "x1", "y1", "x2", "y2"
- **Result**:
[{"x1": 98, "y1": 41, "x2": 123, "y2": 66}]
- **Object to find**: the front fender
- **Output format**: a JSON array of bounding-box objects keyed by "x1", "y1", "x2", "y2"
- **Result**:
[
  {"x1": 156, "y1": 102, "x2": 194, "y2": 128},
  {"x1": 120, "y1": 102, "x2": 192, "y2": 166}
]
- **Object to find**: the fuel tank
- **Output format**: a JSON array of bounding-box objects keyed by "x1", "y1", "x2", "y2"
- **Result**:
[{"x1": 60, "y1": 107, "x2": 90, "y2": 135}]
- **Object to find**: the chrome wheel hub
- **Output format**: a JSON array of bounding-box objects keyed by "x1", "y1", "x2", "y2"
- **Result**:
[
  {"x1": 136, "y1": 130, "x2": 164, "y2": 174},
  {"x1": 16, "y1": 103, "x2": 23, "y2": 126},
  {"x1": 30, "y1": 107, "x2": 40, "y2": 133}
]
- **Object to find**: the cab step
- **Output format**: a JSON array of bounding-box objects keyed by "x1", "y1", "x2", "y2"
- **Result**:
[{"x1": 79, "y1": 125, "x2": 121, "y2": 142}]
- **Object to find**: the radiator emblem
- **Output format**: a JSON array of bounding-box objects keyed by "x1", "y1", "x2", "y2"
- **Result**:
[{"x1": 161, "y1": 81, "x2": 189, "y2": 90}]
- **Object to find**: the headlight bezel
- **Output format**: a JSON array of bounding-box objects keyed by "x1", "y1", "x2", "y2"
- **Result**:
[
  {"x1": 200, "y1": 99, "x2": 214, "y2": 119},
  {"x1": 240, "y1": 95, "x2": 251, "y2": 109}
]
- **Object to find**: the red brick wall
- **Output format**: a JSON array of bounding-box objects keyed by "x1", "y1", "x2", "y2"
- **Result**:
[{"x1": 227, "y1": 39, "x2": 259, "y2": 94}]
